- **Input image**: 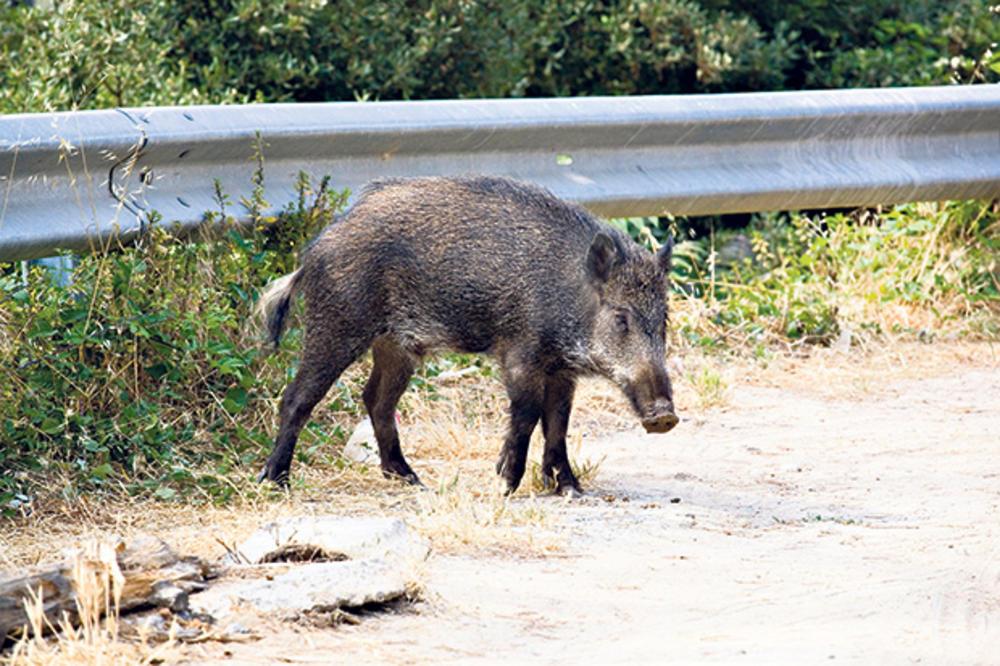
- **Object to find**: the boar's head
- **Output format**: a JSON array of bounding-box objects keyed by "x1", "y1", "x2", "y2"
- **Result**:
[{"x1": 585, "y1": 232, "x2": 678, "y2": 434}]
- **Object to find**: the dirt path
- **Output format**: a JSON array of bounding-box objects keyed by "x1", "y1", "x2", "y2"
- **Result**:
[{"x1": 188, "y1": 358, "x2": 1000, "y2": 664}]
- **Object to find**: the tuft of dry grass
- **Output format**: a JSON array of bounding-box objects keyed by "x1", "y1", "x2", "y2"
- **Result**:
[
  {"x1": 679, "y1": 358, "x2": 730, "y2": 411},
  {"x1": 409, "y1": 469, "x2": 555, "y2": 556},
  {"x1": 398, "y1": 376, "x2": 508, "y2": 463},
  {"x1": 4, "y1": 541, "x2": 178, "y2": 666},
  {"x1": 524, "y1": 427, "x2": 605, "y2": 494}
]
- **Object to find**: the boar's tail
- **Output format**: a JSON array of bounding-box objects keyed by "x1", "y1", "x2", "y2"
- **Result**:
[{"x1": 254, "y1": 268, "x2": 304, "y2": 350}]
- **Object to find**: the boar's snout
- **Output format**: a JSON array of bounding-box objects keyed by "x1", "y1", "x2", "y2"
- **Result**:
[
  {"x1": 641, "y1": 398, "x2": 678, "y2": 433},
  {"x1": 642, "y1": 407, "x2": 679, "y2": 434}
]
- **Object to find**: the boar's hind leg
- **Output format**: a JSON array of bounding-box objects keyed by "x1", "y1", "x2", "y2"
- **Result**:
[
  {"x1": 261, "y1": 335, "x2": 366, "y2": 485},
  {"x1": 541, "y1": 374, "x2": 581, "y2": 495},
  {"x1": 495, "y1": 360, "x2": 544, "y2": 495},
  {"x1": 363, "y1": 337, "x2": 421, "y2": 485}
]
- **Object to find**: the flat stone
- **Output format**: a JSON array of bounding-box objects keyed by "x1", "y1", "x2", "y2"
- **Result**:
[
  {"x1": 224, "y1": 516, "x2": 424, "y2": 565},
  {"x1": 190, "y1": 559, "x2": 413, "y2": 618},
  {"x1": 192, "y1": 517, "x2": 427, "y2": 620}
]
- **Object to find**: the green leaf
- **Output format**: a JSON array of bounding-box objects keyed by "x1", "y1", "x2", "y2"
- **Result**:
[
  {"x1": 39, "y1": 416, "x2": 63, "y2": 435},
  {"x1": 222, "y1": 387, "x2": 249, "y2": 414},
  {"x1": 154, "y1": 486, "x2": 177, "y2": 501},
  {"x1": 147, "y1": 363, "x2": 170, "y2": 379},
  {"x1": 91, "y1": 463, "x2": 114, "y2": 480}
]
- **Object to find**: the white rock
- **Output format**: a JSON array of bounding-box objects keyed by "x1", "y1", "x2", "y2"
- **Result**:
[
  {"x1": 832, "y1": 325, "x2": 854, "y2": 353},
  {"x1": 190, "y1": 559, "x2": 412, "y2": 618},
  {"x1": 193, "y1": 517, "x2": 428, "y2": 620},
  {"x1": 342, "y1": 417, "x2": 378, "y2": 464},
  {"x1": 433, "y1": 366, "x2": 480, "y2": 383},
  {"x1": 224, "y1": 516, "x2": 424, "y2": 565}
]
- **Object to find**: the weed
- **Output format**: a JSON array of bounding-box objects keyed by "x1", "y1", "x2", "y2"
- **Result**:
[
  {"x1": 526, "y1": 454, "x2": 605, "y2": 495},
  {"x1": 684, "y1": 363, "x2": 729, "y2": 411}
]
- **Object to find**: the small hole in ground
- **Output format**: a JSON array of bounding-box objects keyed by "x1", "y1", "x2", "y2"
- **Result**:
[{"x1": 258, "y1": 544, "x2": 348, "y2": 564}]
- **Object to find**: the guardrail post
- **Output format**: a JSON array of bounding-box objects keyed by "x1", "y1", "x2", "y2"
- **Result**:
[{"x1": 27, "y1": 255, "x2": 76, "y2": 287}]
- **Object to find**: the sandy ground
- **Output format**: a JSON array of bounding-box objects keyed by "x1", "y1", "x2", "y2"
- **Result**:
[{"x1": 178, "y1": 347, "x2": 1000, "y2": 665}]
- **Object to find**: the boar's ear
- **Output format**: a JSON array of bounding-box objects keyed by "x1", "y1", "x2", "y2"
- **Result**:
[
  {"x1": 586, "y1": 233, "x2": 618, "y2": 283},
  {"x1": 656, "y1": 235, "x2": 675, "y2": 275}
]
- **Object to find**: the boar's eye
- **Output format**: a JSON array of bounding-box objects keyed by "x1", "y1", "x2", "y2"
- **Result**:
[{"x1": 615, "y1": 311, "x2": 630, "y2": 335}]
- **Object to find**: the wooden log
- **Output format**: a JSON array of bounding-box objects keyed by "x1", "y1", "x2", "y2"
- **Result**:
[{"x1": 1, "y1": 535, "x2": 211, "y2": 642}]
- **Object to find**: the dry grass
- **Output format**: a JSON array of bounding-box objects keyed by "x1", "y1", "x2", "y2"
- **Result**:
[
  {"x1": 410, "y1": 469, "x2": 555, "y2": 555},
  {"x1": 3, "y1": 541, "x2": 178, "y2": 666},
  {"x1": 398, "y1": 378, "x2": 508, "y2": 463}
]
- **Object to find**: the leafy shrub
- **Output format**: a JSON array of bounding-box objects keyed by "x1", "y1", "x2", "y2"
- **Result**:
[
  {"x1": 0, "y1": 0, "x2": 233, "y2": 113},
  {"x1": 703, "y1": 0, "x2": 1000, "y2": 87},
  {"x1": 2, "y1": 0, "x2": 996, "y2": 117},
  {"x1": 666, "y1": 201, "x2": 1000, "y2": 349},
  {"x1": 0, "y1": 171, "x2": 349, "y2": 510}
]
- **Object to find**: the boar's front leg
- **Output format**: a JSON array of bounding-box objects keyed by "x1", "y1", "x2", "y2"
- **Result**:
[
  {"x1": 260, "y1": 334, "x2": 365, "y2": 485},
  {"x1": 541, "y1": 374, "x2": 581, "y2": 496},
  {"x1": 495, "y1": 357, "x2": 544, "y2": 494},
  {"x1": 363, "y1": 337, "x2": 421, "y2": 485}
]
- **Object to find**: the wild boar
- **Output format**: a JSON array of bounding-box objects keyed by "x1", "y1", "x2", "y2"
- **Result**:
[{"x1": 256, "y1": 176, "x2": 678, "y2": 494}]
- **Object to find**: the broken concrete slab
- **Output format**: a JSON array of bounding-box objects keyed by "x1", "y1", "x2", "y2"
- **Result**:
[
  {"x1": 193, "y1": 517, "x2": 427, "y2": 620},
  {"x1": 225, "y1": 516, "x2": 425, "y2": 565},
  {"x1": 190, "y1": 558, "x2": 414, "y2": 619}
]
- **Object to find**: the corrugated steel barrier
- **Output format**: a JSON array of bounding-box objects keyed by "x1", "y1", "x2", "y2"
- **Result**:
[{"x1": 1, "y1": 85, "x2": 999, "y2": 261}]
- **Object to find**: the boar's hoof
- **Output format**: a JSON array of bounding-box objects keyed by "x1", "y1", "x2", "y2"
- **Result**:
[
  {"x1": 381, "y1": 464, "x2": 423, "y2": 487},
  {"x1": 559, "y1": 485, "x2": 584, "y2": 499},
  {"x1": 555, "y1": 475, "x2": 582, "y2": 497},
  {"x1": 542, "y1": 463, "x2": 581, "y2": 497},
  {"x1": 642, "y1": 412, "x2": 679, "y2": 434},
  {"x1": 257, "y1": 465, "x2": 290, "y2": 487},
  {"x1": 496, "y1": 452, "x2": 527, "y2": 495}
]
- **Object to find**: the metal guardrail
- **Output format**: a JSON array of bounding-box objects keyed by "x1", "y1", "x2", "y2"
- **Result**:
[{"x1": 1, "y1": 85, "x2": 999, "y2": 261}]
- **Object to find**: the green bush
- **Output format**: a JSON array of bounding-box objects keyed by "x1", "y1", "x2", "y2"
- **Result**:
[
  {"x1": 704, "y1": 0, "x2": 1000, "y2": 88},
  {"x1": 0, "y1": 0, "x2": 229, "y2": 113},
  {"x1": 2, "y1": 0, "x2": 996, "y2": 117},
  {"x1": 665, "y1": 201, "x2": 1000, "y2": 349},
  {"x1": 0, "y1": 169, "x2": 348, "y2": 510}
]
